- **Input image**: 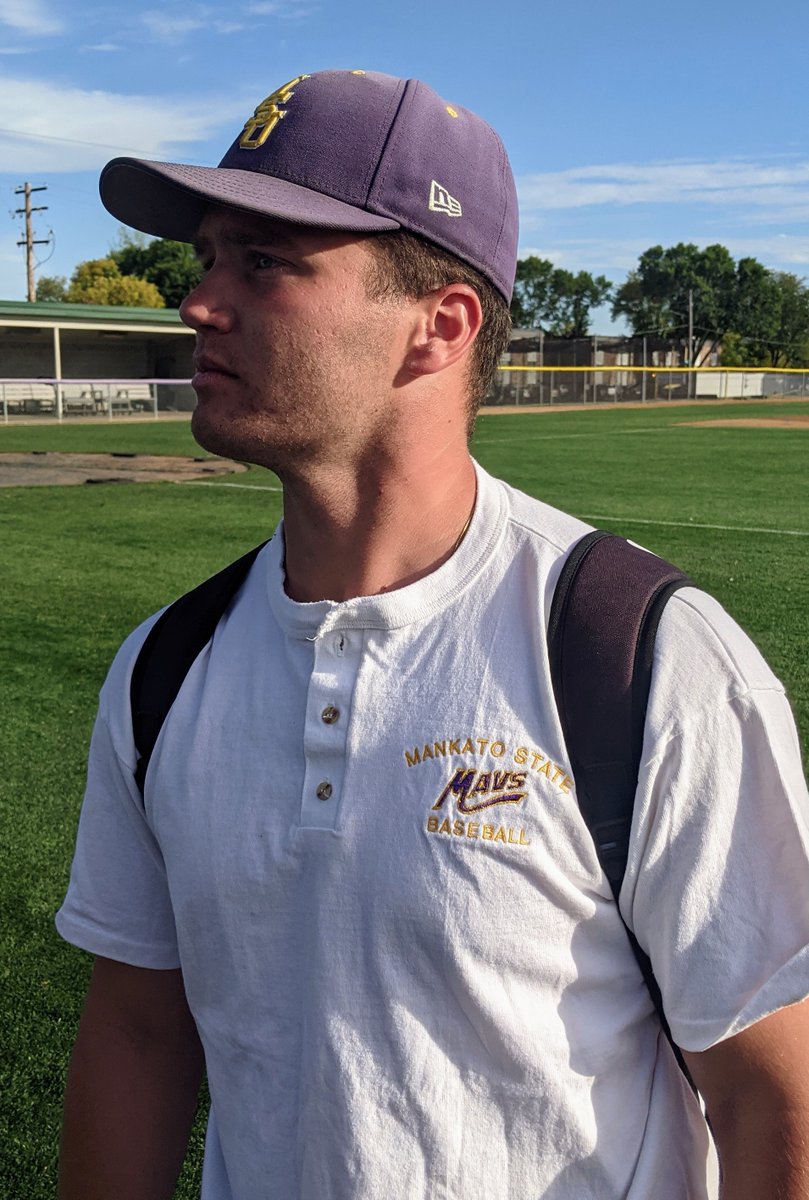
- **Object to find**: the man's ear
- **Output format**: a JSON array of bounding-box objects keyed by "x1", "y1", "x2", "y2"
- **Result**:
[{"x1": 405, "y1": 284, "x2": 483, "y2": 378}]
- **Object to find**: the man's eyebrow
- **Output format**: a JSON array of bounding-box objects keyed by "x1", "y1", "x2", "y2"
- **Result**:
[{"x1": 192, "y1": 225, "x2": 301, "y2": 259}]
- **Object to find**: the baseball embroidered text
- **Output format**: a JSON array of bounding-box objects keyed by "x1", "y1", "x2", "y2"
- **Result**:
[{"x1": 426, "y1": 815, "x2": 531, "y2": 846}]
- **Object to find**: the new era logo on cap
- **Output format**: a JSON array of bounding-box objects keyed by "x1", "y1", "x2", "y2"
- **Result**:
[{"x1": 429, "y1": 180, "x2": 462, "y2": 218}]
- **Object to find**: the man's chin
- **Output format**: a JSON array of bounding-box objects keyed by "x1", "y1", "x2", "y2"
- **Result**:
[
  {"x1": 190, "y1": 405, "x2": 285, "y2": 472},
  {"x1": 190, "y1": 406, "x2": 245, "y2": 462}
]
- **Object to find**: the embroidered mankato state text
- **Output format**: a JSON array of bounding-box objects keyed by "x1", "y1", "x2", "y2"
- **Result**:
[{"x1": 404, "y1": 735, "x2": 572, "y2": 795}]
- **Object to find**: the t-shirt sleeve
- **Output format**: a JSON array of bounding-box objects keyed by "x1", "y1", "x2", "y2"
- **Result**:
[
  {"x1": 55, "y1": 622, "x2": 181, "y2": 969},
  {"x1": 622, "y1": 588, "x2": 809, "y2": 1054}
]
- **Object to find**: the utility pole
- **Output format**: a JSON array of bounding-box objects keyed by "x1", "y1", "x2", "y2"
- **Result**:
[
  {"x1": 14, "y1": 183, "x2": 50, "y2": 301},
  {"x1": 642, "y1": 335, "x2": 647, "y2": 403},
  {"x1": 687, "y1": 287, "x2": 694, "y2": 399}
]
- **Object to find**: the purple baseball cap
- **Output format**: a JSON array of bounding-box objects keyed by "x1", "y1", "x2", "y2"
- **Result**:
[{"x1": 99, "y1": 69, "x2": 519, "y2": 302}]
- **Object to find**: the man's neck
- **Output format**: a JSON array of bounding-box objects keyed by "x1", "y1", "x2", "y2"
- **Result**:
[{"x1": 279, "y1": 447, "x2": 477, "y2": 604}]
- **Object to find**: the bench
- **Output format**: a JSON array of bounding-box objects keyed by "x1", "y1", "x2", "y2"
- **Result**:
[
  {"x1": 61, "y1": 384, "x2": 100, "y2": 416},
  {"x1": 0, "y1": 382, "x2": 56, "y2": 414},
  {"x1": 113, "y1": 383, "x2": 154, "y2": 414}
]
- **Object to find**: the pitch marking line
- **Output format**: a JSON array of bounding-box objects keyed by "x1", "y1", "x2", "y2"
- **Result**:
[
  {"x1": 579, "y1": 515, "x2": 809, "y2": 537},
  {"x1": 180, "y1": 480, "x2": 283, "y2": 491},
  {"x1": 475, "y1": 428, "x2": 660, "y2": 445}
]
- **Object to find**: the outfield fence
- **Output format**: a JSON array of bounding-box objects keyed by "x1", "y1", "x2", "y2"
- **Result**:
[
  {"x1": 488, "y1": 366, "x2": 809, "y2": 407},
  {"x1": 2, "y1": 368, "x2": 809, "y2": 423}
]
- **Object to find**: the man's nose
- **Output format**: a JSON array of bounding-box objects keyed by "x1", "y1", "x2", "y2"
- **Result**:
[{"x1": 179, "y1": 274, "x2": 234, "y2": 333}]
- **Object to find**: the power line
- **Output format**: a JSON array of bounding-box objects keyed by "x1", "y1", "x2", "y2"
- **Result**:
[{"x1": 0, "y1": 124, "x2": 189, "y2": 158}]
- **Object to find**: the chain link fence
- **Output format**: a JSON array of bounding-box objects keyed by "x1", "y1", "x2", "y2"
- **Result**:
[
  {"x1": 486, "y1": 367, "x2": 809, "y2": 407},
  {"x1": 3, "y1": 368, "x2": 808, "y2": 424}
]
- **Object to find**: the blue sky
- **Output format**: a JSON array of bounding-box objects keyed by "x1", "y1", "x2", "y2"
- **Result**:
[{"x1": 1, "y1": 0, "x2": 808, "y2": 332}]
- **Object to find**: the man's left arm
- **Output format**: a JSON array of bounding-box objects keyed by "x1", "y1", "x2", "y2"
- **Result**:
[{"x1": 683, "y1": 998, "x2": 809, "y2": 1199}]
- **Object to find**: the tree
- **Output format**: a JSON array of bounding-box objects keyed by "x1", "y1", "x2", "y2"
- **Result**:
[
  {"x1": 510, "y1": 257, "x2": 611, "y2": 336},
  {"x1": 719, "y1": 331, "x2": 768, "y2": 368},
  {"x1": 66, "y1": 258, "x2": 165, "y2": 307},
  {"x1": 612, "y1": 243, "x2": 737, "y2": 364},
  {"x1": 769, "y1": 273, "x2": 809, "y2": 367},
  {"x1": 510, "y1": 256, "x2": 555, "y2": 328},
  {"x1": 546, "y1": 269, "x2": 612, "y2": 338},
  {"x1": 35, "y1": 275, "x2": 68, "y2": 302},
  {"x1": 729, "y1": 258, "x2": 781, "y2": 361},
  {"x1": 111, "y1": 231, "x2": 202, "y2": 308},
  {"x1": 720, "y1": 270, "x2": 809, "y2": 368}
]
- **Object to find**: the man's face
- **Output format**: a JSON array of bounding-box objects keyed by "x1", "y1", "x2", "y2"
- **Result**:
[{"x1": 180, "y1": 207, "x2": 411, "y2": 472}]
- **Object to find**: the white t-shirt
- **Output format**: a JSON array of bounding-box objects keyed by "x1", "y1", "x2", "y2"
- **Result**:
[{"x1": 57, "y1": 462, "x2": 809, "y2": 1200}]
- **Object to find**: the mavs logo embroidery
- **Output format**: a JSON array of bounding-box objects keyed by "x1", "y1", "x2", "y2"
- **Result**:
[
  {"x1": 432, "y1": 767, "x2": 528, "y2": 814},
  {"x1": 239, "y1": 75, "x2": 310, "y2": 150},
  {"x1": 429, "y1": 180, "x2": 462, "y2": 217}
]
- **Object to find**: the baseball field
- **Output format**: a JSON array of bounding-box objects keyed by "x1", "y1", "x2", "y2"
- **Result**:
[{"x1": 1, "y1": 398, "x2": 807, "y2": 1197}]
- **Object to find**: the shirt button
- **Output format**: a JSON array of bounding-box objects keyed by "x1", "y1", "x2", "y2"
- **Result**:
[
  {"x1": 316, "y1": 781, "x2": 333, "y2": 802},
  {"x1": 321, "y1": 705, "x2": 340, "y2": 725}
]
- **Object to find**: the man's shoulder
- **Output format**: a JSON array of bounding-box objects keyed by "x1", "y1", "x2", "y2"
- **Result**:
[
  {"x1": 485, "y1": 468, "x2": 594, "y2": 557},
  {"x1": 102, "y1": 610, "x2": 165, "y2": 703},
  {"x1": 644, "y1": 586, "x2": 788, "y2": 757},
  {"x1": 657, "y1": 587, "x2": 784, "y2": 698}
]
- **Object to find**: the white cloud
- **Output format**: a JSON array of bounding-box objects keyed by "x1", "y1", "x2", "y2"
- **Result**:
[
  {"x1": 516, "y1": 235, "x2": 809, "y2": 280},
  {"x1": 244, "y1": 1, "x2": 318, "y2": 17},
  {"x1": 517, "y1": 158, "x2": 809, "y2": 217},
  {"x1": 513, "y1": 245, "x2": 565, "y2": 266},
  {"x1": 516, "y1": 157, "x2": 809, "y2": 280},
  {"x1": 517, "y1": 238, "x2": 654, "y2": 274},
  {"x1": 140, "y1": 12, "x2": 207, "y2": 41},
  {"x1": 722, "y1": 235, "x2": 809, "y2": 269},
  {"x1": 138, "y1": 0, "x2": 316, "y2": 39},
  {"x1": 140, "y1": 9, "x2": 248, "y2": 41},
  {"x1": 0, "y1": 77, "x2": 246, "y2": 172},
  {"x1": 0, "y1": 0, "x2": 62, "y2": 35},
  {"x1": 80, "y1": 43, "x2": 122, "y2": 53}
]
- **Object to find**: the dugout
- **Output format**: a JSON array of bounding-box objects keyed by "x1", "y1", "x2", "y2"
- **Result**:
[{"x1": 0, "y1": 300, "x2": 195, "y2": 412}]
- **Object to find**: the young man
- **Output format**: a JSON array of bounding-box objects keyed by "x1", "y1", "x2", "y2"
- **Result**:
[{"x1": 57, "y1": 70, "x2": 809, "y2": 1199}]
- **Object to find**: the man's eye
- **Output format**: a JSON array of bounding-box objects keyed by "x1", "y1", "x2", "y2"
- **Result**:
[{"x1": 254, "y1": 254, "x2": 279, "y2": 269}]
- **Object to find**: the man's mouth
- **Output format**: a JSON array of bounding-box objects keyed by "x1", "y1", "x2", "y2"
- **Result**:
[{"x1": 192, "y1": 355, "x2": 239, "y2": 387}]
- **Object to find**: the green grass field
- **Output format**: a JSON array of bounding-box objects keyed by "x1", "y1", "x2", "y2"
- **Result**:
[{"x1": 2, "y1": 401, "x2": 807, "y2": 1197}]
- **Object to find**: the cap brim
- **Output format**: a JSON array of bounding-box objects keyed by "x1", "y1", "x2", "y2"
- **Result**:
[{"x1": 99, "y1": 157, "x2": 402, "y2": 242}]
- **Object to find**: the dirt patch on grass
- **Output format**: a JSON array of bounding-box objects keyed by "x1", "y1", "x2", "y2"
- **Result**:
[
  {"x1": 678, "y1": 416, "x2": 809, "y2": 430},
  {"x1": 0, "y1": 452, "x2": 247, "y2": 488}
]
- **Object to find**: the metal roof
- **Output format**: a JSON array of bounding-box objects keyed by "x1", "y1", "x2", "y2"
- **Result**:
[{"x1": 0, "y1": 299, "x2": 187, "y2": 329}]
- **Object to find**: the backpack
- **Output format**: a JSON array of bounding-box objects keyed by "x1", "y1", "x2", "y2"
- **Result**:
[{"x1": 129, "y1": 528, "x2": 692, "y2": 1077}]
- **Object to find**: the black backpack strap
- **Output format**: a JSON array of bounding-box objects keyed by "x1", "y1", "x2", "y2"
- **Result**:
[
  {"x1": 548, "y1": 529, "x2": 693, "y2": 1080},
  {"x1": 130, "y1": 541, "x2": 268, "y2": 796}
]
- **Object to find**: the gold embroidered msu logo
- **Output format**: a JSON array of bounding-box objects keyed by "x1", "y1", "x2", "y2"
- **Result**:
[
  {"x1": 239, "y1": 75, "x2": 310, "y2": 149},
  {"x1": 404, "y1": 734, "x2": 573, "y2": 851}
]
